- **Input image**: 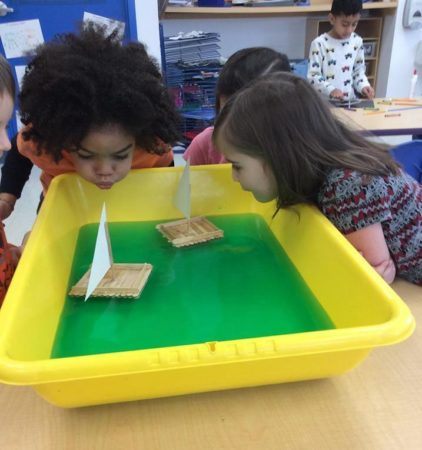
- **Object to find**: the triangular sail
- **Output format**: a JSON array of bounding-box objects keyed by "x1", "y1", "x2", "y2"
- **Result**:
[
  {"x1": 173, "y1": 158, "x2": 191, "y2": 220},
  {"x1": 85, "y1": 203, "x2": 113, "y2": 301}
]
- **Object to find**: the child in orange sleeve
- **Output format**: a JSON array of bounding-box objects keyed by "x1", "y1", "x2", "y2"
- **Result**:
[
  {"x1": 0, "y1": 55, "x2": 21, "y2": 304},
  {"x1": 0, "y1": 25, "x2": 180, "y2": 218}
]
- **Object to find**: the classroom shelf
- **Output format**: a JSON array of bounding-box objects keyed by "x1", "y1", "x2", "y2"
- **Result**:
[
  {"x1": 163, "y1": 1, "x2": 396, "y2": 97},
  {"x1": 164, "y1": 2, "x2": 398, "y2": 18}
]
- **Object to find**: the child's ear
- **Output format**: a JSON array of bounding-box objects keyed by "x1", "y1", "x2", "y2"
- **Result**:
[{"x1": 328, "y1": 13, "x2": 335, "y2": 26}]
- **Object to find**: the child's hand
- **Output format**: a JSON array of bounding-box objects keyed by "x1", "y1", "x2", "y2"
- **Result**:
[
  {"x1": 345, "y1": 223, "x2": 395, "y2": 284},
  {"x1": 361, "y1": 86, "x2": 375, "y2": 100},
  {"x1": 329, "y1": 89, "x2": 344, "y2": 100},
  {"x1": 0, "y1": 194, "x2": 16, "y2": 220},
  {"x1": 372, "y1": 257, "x2": 396, "y2": 284},
  {"x1": 21, "y1": 231, "x2": 30, "y2": 248},
  {"x1": 8, "y1": 245, "x2": 22, "y2": 267}
]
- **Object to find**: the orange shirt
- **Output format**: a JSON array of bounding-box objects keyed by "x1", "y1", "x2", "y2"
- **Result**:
[{"x1": 17, "y1": 130, "x2": 173, "y2": 194}]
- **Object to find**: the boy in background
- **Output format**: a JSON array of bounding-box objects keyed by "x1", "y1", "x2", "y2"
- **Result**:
[{"x1": 307, "y1": 0, "x2": 374, "y2": 101}]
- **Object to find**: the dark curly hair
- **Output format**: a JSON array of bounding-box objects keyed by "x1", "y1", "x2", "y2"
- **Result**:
[{"x1": 19, "y1": 24, "x2": 180, "y2": 161}]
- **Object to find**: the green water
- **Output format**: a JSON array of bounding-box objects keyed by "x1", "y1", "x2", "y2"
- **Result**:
[{"x1": 51, "y1": 214, "x2": 334, "y2": 358}]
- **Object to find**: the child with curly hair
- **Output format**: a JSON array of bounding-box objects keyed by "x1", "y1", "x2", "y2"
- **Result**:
[
  {"x1": 183, "y1": 47, "x2": 290, "y2": 165},
  {"x1": 0, "y1": 25, "x2": 180, "y2": 219},
  {"x1": 0, "y1": 55, "x2": 21, "y2": 304},
  {"x1": 213, "y1": 72, "x2": 421, "y2": 285}
]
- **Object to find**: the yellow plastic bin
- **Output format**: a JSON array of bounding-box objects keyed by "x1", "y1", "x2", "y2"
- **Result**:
[{"x1": 0, "y1": 166, "x2": 415, "y2": 407}]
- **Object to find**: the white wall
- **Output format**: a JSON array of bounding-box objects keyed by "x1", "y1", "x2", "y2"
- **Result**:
[
  {"x1": 379, "y1": 0, "x2": 422, "y2": 97},
  {"x1": 161, "y1": 17, "x2": 307, "y2": 59},
  {"x1": 135, "y1": 0, "x2": 161, "y2": 63}
]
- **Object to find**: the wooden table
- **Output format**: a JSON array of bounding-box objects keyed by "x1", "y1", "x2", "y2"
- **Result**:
[
  {"x1": 334, "y1": 98, "x2": 422, "y2": 136},
  {"x1": 0, "y1": 280, "x2": 420, "y2": 450}
]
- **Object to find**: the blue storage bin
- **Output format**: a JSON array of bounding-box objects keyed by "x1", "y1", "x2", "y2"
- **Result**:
[
  {"x1": 290, "y1": 58, "x2": 308, "y2": 79},
  {"x1": 198, "y1": 0, "x2": 226, "y2": 6}
]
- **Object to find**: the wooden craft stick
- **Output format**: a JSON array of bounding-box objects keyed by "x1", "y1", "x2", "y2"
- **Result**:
[
  {"x1": 69, "y1": 263, "x2": 153, "y2": 298},
  {"x1": 392, "y1": 102, "x2": 422, "y2": 107},
  {"x1": 364, "y1": 110, "x2": 386, "y2": 116},
  {"x1": 156, "y1": 216, "x2": 223, "y2": 248},
  {"x1": 392, "y1": 98, "x2": 417, "y2": 102}
]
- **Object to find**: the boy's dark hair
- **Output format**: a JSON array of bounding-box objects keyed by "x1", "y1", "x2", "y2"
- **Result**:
[
  {"x1": 19, "y1": 24, "x2": 180, "y2": 160},
  {"x1": 215, "y1": 47, "x2": 290, "y2": 112},
  {"x1": 331, "y1": 0, "x2": 362, "y2": 16},
  {"x1": 213, "y1": 72, "x2": 399, "y2": 211},
  {"x1": 0, "y1": 55, "x2": 15, "y2": 99}
]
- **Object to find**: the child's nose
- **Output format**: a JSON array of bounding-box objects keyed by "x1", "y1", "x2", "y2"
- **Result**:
[
  {"x1": 95, "y1": 159, "x2": 113, "y2": 175},
  {"x1": 0, "y1": 129, "x2": 11, "y2": 153}
]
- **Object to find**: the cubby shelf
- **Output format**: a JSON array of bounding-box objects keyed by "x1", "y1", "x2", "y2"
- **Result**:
[{"x1": 164, "y1": 2, "x2": 397, "y2": 18}]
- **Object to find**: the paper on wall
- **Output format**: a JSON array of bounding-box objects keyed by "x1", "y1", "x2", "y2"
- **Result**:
[
  {"x1": 14, "y1": 111, "x2": 24, "y2": 131},
  {"x1": 83, "y1": 12, "x2": 125, "y2": 40},
  {"x1": 0, "y1": 19, "x2": 44, "y2": 59},
  {"x1": 14, "y1": 65, "x2": 26, "y2": 88},
  {"x1": 13, "y1": 65, "x2": 26, "y2": 131}
]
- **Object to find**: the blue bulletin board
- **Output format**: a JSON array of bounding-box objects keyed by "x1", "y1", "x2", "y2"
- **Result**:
[{"x1": 0, "y1": 0, "x2": 137, "y2": 138}]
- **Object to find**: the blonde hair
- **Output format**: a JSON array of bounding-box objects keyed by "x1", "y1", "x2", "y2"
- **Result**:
[{"x1": 0, "y1": 55, "x2": 15, "y2": 99}]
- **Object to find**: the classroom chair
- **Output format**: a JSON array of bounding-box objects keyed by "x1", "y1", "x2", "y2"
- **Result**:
[{"x1": 390, "y1": 140, "x2": 422, "y2": 183}]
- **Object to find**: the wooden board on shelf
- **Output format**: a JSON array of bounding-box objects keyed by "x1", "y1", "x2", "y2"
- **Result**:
[{"x1": 164, "y1": 2, "x2": 397, "y2": 18}]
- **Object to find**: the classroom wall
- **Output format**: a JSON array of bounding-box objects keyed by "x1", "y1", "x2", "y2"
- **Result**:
[
  {"x1": 146, "y1": 3, "x2": 421, "y2": 97},
  {"x1": 378, "y1": 1, "x2": 422, "y2": 97},
  {"x1": 135, "y1": 0, "x2": 161, "y2": 62},
  {"x1": 161, "y1": 17, "x2": 306, "y2": 60}
]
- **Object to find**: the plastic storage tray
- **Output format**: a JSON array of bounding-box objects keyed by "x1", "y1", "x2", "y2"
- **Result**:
[{"x1": 0, "y1": 166, "x2": 414, "y2": 407}]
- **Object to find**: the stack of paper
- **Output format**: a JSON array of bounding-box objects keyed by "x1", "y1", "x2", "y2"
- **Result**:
[
  {"x1": 250, "y1": 0, "x2": 295, "y2": 6},
  {"x1": 164, "y1": 31, "x2": 221, "y2": 63},
  {"x1": 163, "y1": 31, "x2": 223, "y2": 143}
]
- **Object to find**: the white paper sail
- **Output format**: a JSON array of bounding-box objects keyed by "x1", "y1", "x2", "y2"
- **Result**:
[
  {"x1": 173, "y1": 158, "x2": 191, "y2": 220},
  {"x1": 85, "y1": 203, "x2": 113, "y2": 301}
]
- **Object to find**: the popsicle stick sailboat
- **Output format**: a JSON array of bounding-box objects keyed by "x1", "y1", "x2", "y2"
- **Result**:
[
  {"x1": 156, "y1": 159, "x2": 223, "y2": 247},
  {"x1": 69, "y1": 203, "x2": 152, "y2": 300}
]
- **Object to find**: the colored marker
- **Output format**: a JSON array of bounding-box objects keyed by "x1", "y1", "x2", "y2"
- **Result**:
[
  {"x1": 384, "y1": 113, "x2": 401, "y2": 117},
  {"x1": 388, "y1": 105, "x2": 422, "y2": 113}
]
